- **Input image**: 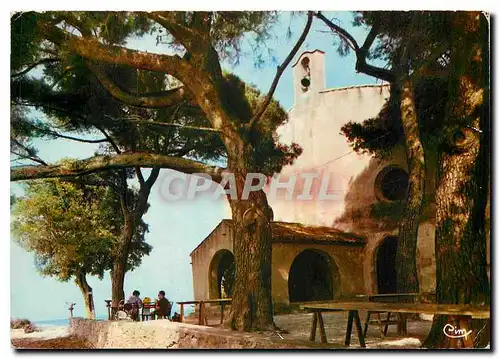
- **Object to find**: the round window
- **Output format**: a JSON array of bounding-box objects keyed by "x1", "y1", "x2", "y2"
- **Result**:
[{"x1": 375, "y1": 166, "x2": 409, "y2": 201}]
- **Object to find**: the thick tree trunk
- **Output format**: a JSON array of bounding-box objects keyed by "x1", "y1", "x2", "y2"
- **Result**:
[
  {"x1": 74, "y1": 270, "x2": 95, "y2": 319},
  {"x1": 395, "y1": 79, "x2": 425, "y2": 296},
  {"x1": 111, "y1": 215, "x2": 135, "y2": 307},
  {"x1": 228, "y1": 189, "x2": 274, "y2": 331},
  {"x1": 224, "y1": 139, "x2": 275, "y2": 332},
  {"x1": 111, "y1": 262, "x2": 126, "y2": 308},
  {"x1": 423, "y1": 12, "x2": 490, "y2": 348}
]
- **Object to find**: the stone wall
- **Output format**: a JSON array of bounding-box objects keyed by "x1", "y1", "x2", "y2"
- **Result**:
[
  {"x1": 69, "y1": 318, "x2": 321, "y2": 349},
  {"x1": 191, "y1": 219, "x2": 365, "y2": 310},
  {"x1": 271, "y1": 242, "x2": 364, "y2": 308},
  {"x1": 190, "y1": 220, "x2": 233, "y2": 300},
  {"x1": 69, "y1": 318, "x2": 110, "y2": 348}
]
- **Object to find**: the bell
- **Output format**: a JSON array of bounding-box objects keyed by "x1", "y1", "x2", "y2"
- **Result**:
[{"x1": 301, "y1": 75, "x2": 311, "y2": 88}]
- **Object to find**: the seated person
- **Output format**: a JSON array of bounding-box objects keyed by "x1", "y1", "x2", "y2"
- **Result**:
[
  {"x1": 155, "y1": 290, "x2": 172, "y2": 319},
  {"x1": 125, "y1": 290, "x2": 142, "y2": 321}
]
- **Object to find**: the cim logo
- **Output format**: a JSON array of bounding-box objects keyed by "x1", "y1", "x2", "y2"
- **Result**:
[{"x1": 443, "y1": 323, "x2": 472, "y2": 339}]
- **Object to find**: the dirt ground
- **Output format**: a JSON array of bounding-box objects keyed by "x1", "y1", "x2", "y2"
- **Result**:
[
  {"x1": 184, "y1": 310, "x2": 432, "y2": 348},
  {"x1": 274, "y1": 311, "x2": 431, "y2": 348},
  {"x1": 11, "y1": 336, "x2": 93, "y2": 349}
]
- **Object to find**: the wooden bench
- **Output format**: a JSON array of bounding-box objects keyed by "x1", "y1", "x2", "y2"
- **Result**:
[
  {"x1": 177, "y1": 298, "x2": 232, "y2": 326},
  {"x1": 301, "y1": 301, "x2": 489, "y2": 348}
]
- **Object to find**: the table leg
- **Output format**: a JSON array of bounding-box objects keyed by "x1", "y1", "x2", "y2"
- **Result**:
[
  {"x1": 204, "y1": 304, "x2": 209, "y2": 326},
  {"x1": 376, "y1": 313, "x2": 384, "y2": 337},
  {"x1": 452, "y1": 316, "x2": 474, "y2": 348},
  {"x1": 460, "y1": 316, "x2": 474, "y2": 348},
  {"x1": 384, "y1": 312, "x2": 391, "y2": 336},
  {"x1": 198, "y1": 302, "x2": 204, "y2": 325},
  {"x1": 363, "y1": 311, "x2": 371, "y2": 337},
  {"x1": 345, "y1": 310, "x2": 354, "y2": 346},
  {"x1": 220, "y1": 303, "x2": 225, "y2": 325},
  {"x1": 309, "y1": 312, "x2": 318, "y2": 341},
  {"x1": 317, "y1": 312, "x2": 328, "y2": 344},
  {"x1": 397, "y1": 313, "x2": 408, "y2": 336},
  {"x1": 180, "y1": 304, "x2": 184, "y2": 322},
  {"x1": 353, "y1": 310, "x2": 366, "y2": 348}
]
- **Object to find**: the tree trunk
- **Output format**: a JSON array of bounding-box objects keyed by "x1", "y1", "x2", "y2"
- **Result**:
[
  {"x1": 395, "y1": 78, "x2": 425, "y2": 296},
  {"x1": 110, "y1": 168, "x2": 159, "y2": 308},
  {"x1": 111, "y1": 214, "x2": 135, "y2": 307},
  {"x1": 423, "y1": 12, "x2": 490, "y2": 348},
  {"x1": 228, "y1": 189, "x2": 274, "y2": 331},
  {"x1": 74, "y1": 270, "x2": 95, "y2": 319},
  {"x1": 225, "y1": 140, "x2": 275, "y2": 332},
  {"x1": 111, "y1": 262, "x2": 126, "y2": 308}
]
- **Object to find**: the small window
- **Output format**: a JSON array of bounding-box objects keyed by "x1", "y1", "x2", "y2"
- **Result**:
[
  {"x1": 300, "y1": 57, "x2": 311, "y2": 91},
  {"x1": 375, "y1": 166, "x2": 409, "y2": 201}
]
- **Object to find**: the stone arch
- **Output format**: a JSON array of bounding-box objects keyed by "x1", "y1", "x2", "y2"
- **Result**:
[
  {"x1": 208, "y1": 249, "x2": 235, "y2": 299},
  {"x1": 288, "y1": 249, "x2": 340, "y2": 302},
  {"x1": 375, "y1": 236, "x2": 398, "y2": 294}
]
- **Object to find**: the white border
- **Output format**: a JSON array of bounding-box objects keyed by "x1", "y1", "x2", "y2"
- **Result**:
[{"x1": 2, "y1": 2, "x2": 498, "y2": 359}]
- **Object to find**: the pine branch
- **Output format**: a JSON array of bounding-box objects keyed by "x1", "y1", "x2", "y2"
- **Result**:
[
  {"x1": 315, "y1": 12, "x2": 396, "y2": 83},
  {"x1": 105, "y1": 115, "x2": 222, "y2": 133},
  {"x1": 11, "y1": 58, "x2": 60, "y2": 78},
  {"x1": 247, "y1": 11, "x2": 313, "y2": 129},
  {"x1": 90, "y1": 64, "x2": 195, "y2": 108},
  {"x1": 38, "y1": 21, "x2": 191, "y2": 79},
  {"x1": 11, "y1": 153, "x2": 226, "y2": 183}
]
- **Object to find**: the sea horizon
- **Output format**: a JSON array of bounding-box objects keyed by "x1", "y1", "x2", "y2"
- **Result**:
[{"x1": 27, "y1": 316, "x2": 107, "y2": 328}]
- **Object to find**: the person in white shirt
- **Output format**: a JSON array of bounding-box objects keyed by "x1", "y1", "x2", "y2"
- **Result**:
[{"x1": 125, "y1": 290, "x2": 142, "y2": 321}]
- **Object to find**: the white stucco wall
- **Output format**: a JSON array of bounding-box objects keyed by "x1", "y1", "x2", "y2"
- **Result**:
[{"x1": 270, "y1": 50, "x2": 390, "y2": 226}]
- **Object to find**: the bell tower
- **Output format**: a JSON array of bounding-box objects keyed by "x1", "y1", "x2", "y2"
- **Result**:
[{"x1": 292, "y1": 50, "x2": 326, "y2": 106}]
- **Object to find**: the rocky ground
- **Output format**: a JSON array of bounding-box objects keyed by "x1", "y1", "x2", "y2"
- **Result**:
[
  {"x1": 11, "y1": 336, "x2": 93, "y2": 349},
  {"x1": 11, "y1": 311, "x2": 433, "y2": 349},
  {"x1": 11, "y1": 326, "x2": 92, "y2": 349}
]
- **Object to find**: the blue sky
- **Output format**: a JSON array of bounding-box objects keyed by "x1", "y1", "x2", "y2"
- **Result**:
[{"x1": 10, "y1": 11, "x2": 386, "y2": 321}]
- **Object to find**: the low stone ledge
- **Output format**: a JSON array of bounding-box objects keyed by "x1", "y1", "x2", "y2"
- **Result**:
[{"x1": 69, "y1": 318, "x2": 334, "y2": 349}]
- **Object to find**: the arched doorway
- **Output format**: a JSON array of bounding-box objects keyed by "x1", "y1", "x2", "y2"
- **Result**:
[
  {"x1": 376, "y1": 236, "x2": 398, "y2": 294},
  {"x1": 288, "y1": 249, "x2": 338, "y2": 302},
  {"x1": 209, "y1": 250, "x2": 235, "y2": 299}
]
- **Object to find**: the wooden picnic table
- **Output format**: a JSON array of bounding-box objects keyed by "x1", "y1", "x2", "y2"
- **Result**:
[
  {"x1": 105, "y1": 300, "x2": 157, "y2": 321},
  {"x1": 177, "y1": 298, "x2": 232, "y2": 326},
  {"x1": 355, "y1": 292, "x2": 425, "y2": 300},
  {"x1": 353, "y1": 292, "x2": 436, "y2": 336},
  {"x1": 301, "y1": 301, "x2": 490, "y2": 348}
]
